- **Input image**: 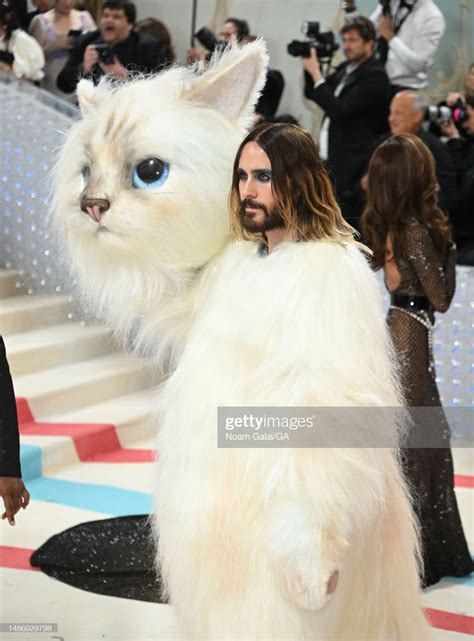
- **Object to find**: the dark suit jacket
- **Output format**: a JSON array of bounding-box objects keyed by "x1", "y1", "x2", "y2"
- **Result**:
[
  {"x1": 305, "y1": 56, "x2": 390, "y2": 201},
  {"x1": 0, "y1": 337, "x2": 21, "y2": 478},
  {"x1": 57, "y1": 29, "x2": 167, "y2": 94}
]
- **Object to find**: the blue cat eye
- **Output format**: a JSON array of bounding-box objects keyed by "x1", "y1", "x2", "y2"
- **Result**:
[{"x1": 132, "y1": 157, "x2": 170, "y2": 190}]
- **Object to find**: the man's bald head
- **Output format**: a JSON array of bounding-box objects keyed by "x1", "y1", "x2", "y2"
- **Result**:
[{"x1": 388, "y1": 90, "x2": 427, "y2": 135}]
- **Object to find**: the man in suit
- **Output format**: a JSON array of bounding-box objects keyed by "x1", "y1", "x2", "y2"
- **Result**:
[
  {"x1": 0, "y1": 337, "x2": 29, "y2": 526},
  {"x1": 302, "y1": 15, "x2": 390, "y2": 229}
]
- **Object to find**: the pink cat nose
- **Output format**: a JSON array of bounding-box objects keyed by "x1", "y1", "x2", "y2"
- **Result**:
[{"x1": 80, "y1": 197, "x2": 110, "y2": 223}]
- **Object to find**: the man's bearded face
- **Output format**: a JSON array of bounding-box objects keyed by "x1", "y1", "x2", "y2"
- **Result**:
[
  {"x1": 238, "y1": 198, "x2": 284, "y2": 233},
  {"x1": 237, "y1": 142, "x2": 285, "y2": 233}
]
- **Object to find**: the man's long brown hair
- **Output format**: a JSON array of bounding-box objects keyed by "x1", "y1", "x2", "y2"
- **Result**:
[
  {"x1": 361, "y1": 134, "x2": 450, "y2": 269},
  {"x1": 230, "y1": 123, "x2": 355, "y2": 244}
]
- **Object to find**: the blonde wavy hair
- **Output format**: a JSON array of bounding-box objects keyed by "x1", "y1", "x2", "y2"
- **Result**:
[{"x1": 229, "y1": 123, "x2": 356, "y2": 245}]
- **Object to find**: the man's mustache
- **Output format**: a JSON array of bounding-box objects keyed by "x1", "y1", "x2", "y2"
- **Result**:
[{"x1": 240, "y1": 198, "x2": 268, "y2": 214}]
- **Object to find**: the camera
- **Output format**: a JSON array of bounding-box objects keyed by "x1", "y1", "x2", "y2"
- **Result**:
[
  {"x1": 95, "y1": 43, "x2": 114, "y2": 65},
  {"x1": 194, "y1": 27, "x2": 227, "y2": 54},
  {"x1": 341, "y1": 0, "x2": 357, "y2": 12},
  {"x1": 287, "y1": 21, "x2": 339, "y2": 60},
  {"x1": 425, "y1": 99, "x2": 468, "y2": 127},
  {"x1": 379, "y1": 0, "x2": 417, "y2": 15},
  {"x1": 379, "y1": 0, "x2": 391, "y2": 16}
]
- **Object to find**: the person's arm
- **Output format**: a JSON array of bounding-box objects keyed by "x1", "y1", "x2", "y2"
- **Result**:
[
  {"x1": 57, "y1": 35, "x2": 90, "y2": 93},
  {"x1": 406, "y1": 224, "x2": 455, "y2": 312},
  {"x1": 431, "y1": 139, "x2": 459, "y2": 215},
  {"x1": 10, "y1": 30, "x2": 45, "y2": 81},
  {"x1": 446, "y1": 137, "x2": 470, "y2": 176},
  {"x1": 387, "y1": 12, "x2": 445, "y2": 76},
  {"x1": 0, "y1": 337, "x2": 30, "y2": 526},
  {"x1": 308, "y1": 68, "x2": 389, "y2": 123}
]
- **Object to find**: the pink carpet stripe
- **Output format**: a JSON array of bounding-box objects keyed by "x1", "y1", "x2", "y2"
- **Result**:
[
  {"x1": 455, "y1": 475, "x2": 474, "y2": 488},
  {"x1": 425, "y1": 608, "x2": 474, "y2": 635},
  {"x1": 16, "y1": 398, "x2": 155, "y2": 464},
  {"x1": 0, "y1": 546, "x2": 39, "y2": 571}
]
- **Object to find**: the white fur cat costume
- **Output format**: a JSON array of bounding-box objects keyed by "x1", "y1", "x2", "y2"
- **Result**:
[{"x1": 52, "y1": 42, "x2": 430, "y2": 639}]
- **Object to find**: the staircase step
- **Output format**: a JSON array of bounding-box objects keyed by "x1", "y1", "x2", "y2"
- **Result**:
[
  {"x1": 13, "y1": 354, "x2": 156, "y2": 418},
  {"x1": 0, "y1": 269, "x2": 26, "y2": 298},
  {"x1": 46, "y1": 389, "x2": 158, "y2": 444},
  {"x1": 4, "y1": 323, "x2": 115, "y2": 376},
  {"x1": 0, "y1": 294, "x2": 71, "y2": 334}
]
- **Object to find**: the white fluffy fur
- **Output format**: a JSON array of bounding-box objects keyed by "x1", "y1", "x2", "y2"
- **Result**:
[
  {"x1": 154, "y1": 240, "x2": 430, "y2": 639},
  {"x1": 52, "y1": 42, "x2": 430, "y2": 639},
  {"x1": 52, "y1": 41, "x2": 268, "y2": 361}
]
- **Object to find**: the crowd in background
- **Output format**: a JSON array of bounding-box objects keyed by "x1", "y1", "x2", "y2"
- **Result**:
[{"x1": 0, "y1": 0, "x2": 472, "y2": 263}]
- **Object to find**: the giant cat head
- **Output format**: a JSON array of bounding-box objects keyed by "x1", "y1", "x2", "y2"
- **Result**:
[{"x1": 52, "y1": 42, "x2": 268, "y2": 358}]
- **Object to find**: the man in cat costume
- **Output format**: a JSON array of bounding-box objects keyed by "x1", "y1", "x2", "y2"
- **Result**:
[{"x1": 51, "y1": 41, "x2": 431, "y2": 639}]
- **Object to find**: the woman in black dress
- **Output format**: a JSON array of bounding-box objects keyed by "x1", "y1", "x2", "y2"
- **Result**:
[{"x1": 362, "y1": 133, "x2": 473, "y2": 587}]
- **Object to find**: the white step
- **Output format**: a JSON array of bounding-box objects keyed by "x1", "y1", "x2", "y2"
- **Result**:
[
  {"x1": 4, "y1": 322, "x2": 116, "y2": 375},
  {"x1": 0, "y1": 268, "x2": 26, "y2": 298},
  {"x1": 13, "y1": 353, "x2": 156, "y2": 417},
  {"x1": 46, "y1": 389, "x2": 159, "y2": 444},
  {"x1": 0, "y1": 294, "x2": 71, "y2": 334}
]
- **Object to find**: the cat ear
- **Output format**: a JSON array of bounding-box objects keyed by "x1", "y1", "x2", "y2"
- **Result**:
[
  {"x1": 185, "y1": 39, "x2": 269, "y2": 129},
  {"x1": 76, "y1": 79, "x2": 97, "y2": 116}
]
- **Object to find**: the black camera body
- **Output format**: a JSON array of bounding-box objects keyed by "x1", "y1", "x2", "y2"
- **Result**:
[
  {"x1": 287, "y1": 21, "x2": 339, "y2": 59},
  {"x1": 95, "y1": 43, "x2": 114, "y2": 65},
  {"x1": 425, "y1": 98, "x2": 468, "y2": 128},
  {"x1": 194, "y1": 27, "x2": 228, "y2": 54},
  {"x1": 379, "y1": 0, "x2": 417, "y2": 16}
]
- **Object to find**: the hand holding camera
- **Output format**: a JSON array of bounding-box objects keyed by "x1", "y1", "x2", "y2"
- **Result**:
[
  {"x1": 99, "y1": 55, "x2": 128, "y2": 79},
  {"x1": 376, "y1": 13, "x2": 395, "y2": 41},
  {"x1": 83, "y1": 43, "x2": 99, "y2": 74},
  {"x1": 300, "y1": 47, "x2": 322, "y2": 84},
  {"x1": 82, "y1": 43, "x2": 127, "y2": 79}
]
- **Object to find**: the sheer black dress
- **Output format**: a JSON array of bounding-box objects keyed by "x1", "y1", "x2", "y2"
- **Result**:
[{"x1": 386, "y1": 221, "x2": 473, "y2": 587}]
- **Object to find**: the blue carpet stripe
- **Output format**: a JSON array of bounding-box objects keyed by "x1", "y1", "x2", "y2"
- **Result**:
[
  {"x1": 21, "y1": 444, "x2": 152, "y2": 516},
  {"x1": 27, "y1": 477, "x2": 152, "y2": 516},
  {"x1": 20, "y1": 444, "x2": 43, "y2": 481},
  {"x1": 444, "y1": 574, "x2": 474, "y2": 587}
]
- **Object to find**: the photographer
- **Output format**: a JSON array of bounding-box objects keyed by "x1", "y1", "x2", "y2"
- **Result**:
[
  {"x1": 371, "y1": 90, "x2": 457, "y2": 215},
  {"x1": 57, "y1": 0, "x2": 166, "y2": 94},
  {"x1": 371, "y1": 0, "x2": 445, "y2": 94},
  {"x1": 440, "y1": 96, "x2": 474, "y2": 265},
  {"x1": 302, "y1": 16, "x2": 390, "y2": 227}
]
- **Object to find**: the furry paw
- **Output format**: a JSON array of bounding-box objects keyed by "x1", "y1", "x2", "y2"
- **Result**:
[
  {"x1": 278, "y1": 557, "x2": 339, "y2": 612},
  {"x1": 266, "y1": 500, "x2": 346, "y2": 612}
]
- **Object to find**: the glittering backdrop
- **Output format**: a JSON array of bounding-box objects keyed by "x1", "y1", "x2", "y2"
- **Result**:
[
  {"x1": 0, "y1": 75, "x2": 472, "y2": 415},
  {"x1": 0, "y1": 73, "x2": 78, "y2": 302}
]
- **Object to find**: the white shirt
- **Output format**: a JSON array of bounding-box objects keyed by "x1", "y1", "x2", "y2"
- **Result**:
[
  {"x1": 316, "y1": 64, "x2": 357, "y2": 161},
  {"x1": 370, "y1": 0, "x2": 445, "y2": 89},
  {"x1": 0, "y1": 29, "x2": 45, "y2": 82}
]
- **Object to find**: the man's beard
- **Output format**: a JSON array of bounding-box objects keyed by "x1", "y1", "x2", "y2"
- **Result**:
[{"x1": 239, "y1": 198, "x2": 285, "y2": 233}]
